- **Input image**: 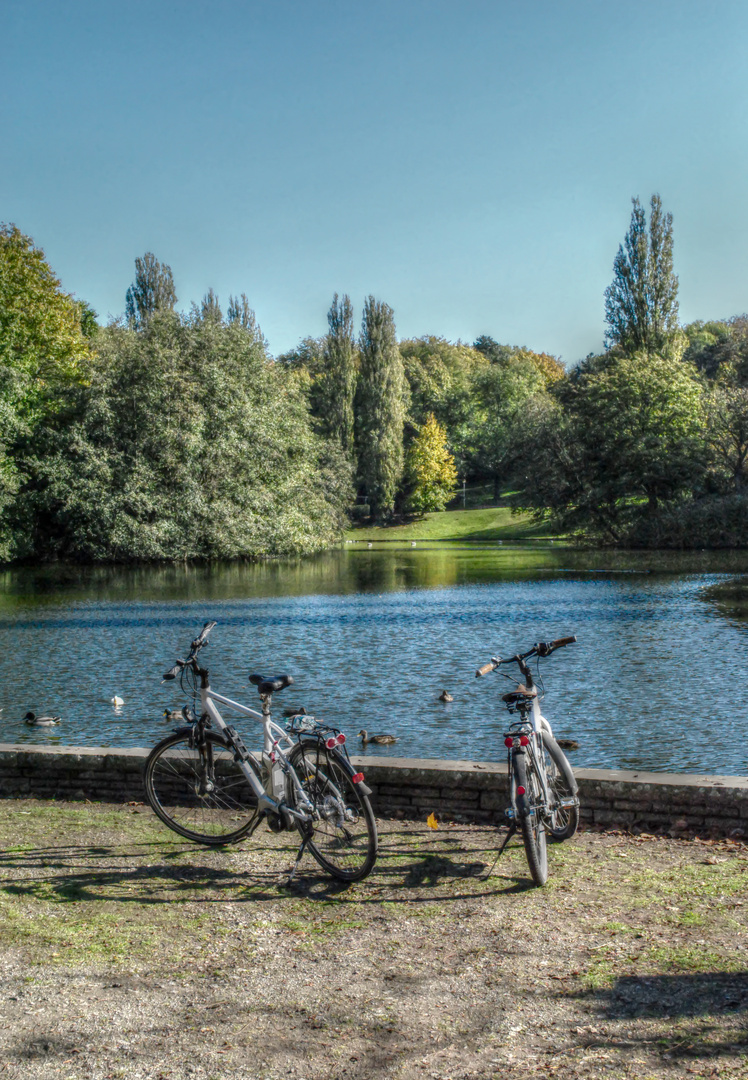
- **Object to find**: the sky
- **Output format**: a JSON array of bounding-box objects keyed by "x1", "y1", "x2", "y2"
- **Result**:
[{"x1": 3, "y1": 0, "x2": 747, "y2": 364}]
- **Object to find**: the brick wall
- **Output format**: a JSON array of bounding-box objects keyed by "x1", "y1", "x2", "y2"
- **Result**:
[{"x1": 1, "y1": 744, "x2": 747, "y2": 838}]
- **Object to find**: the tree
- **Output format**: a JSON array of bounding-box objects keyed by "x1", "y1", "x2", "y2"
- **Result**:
[
  {"x1": 705, "y1": 386, "x2": 748, "y2": 493},
  {"x1": 227, "y1": 292, "x2": 260, "y2": 334},
  {"x1": 125, "y1": 252, "x2": 177, "y2": 327},
  {"x1": 466, "y1": 353, "x2": 548, "y2": 498},
  {"x1": 604, "y1": 194, "x2": 679, "y2": 352},
  {"x1": 26, "y1": 312, "x2": 352, "y2": 561},
  {"x1": 473, "y1": 335, "x2": 517, "y2": 365},
  {"x1": 513, "y1": 348, "x2": 705, "y2": 541},
  {"x1": 405, "y1": 414, "x2": 457, "y2": 513},
  {"x1": 684, "y1": 316, "x2": 748, "y2": 383},
  {"x1": 321, "y1": 293, "x2": 357, "y2": 455},
  {"x1": 200, "y1": 288, "x2": 222, "y2": 323},
  {"x1": 356, "y1": 297, "x2": 405, "y2": 519},
  {"x1": 0, "y1": 223, "x2": 91, "y2": 420}
]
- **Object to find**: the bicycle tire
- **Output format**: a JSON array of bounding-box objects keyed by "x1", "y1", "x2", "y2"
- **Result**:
[
  {"x1": 145, "y1": 730, "x2": 261, "y2": 845},
  {"x1": 513, "y1": 749, "x2": 548, "y2": 887},
  {"x1": 289, "y1": 740, "x2": 377, "y2": 882},
  {"x1": 542, "y1": 730, "x2": 579, "y2": 841}
]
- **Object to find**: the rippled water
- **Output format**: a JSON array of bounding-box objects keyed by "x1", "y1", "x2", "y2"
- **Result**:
[{"x1": 1, "y1": 544, "x2": 747, "y2": 774}]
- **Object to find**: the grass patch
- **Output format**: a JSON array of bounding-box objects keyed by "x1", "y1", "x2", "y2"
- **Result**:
[{"x1": 345, "y1": 505, "x2": 555, "y2": 542}]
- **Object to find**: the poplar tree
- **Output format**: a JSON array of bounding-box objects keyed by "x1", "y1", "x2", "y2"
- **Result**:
[
  {"x1": 125, "y1": 252, "x2": 177, "y2": 328},
  {"x1": 200, "y1": 287, "x2": 222, "y2": 323},
  {"x1": 604, "y1": 194, "x2": 679, "y2": 352},
  {"x1": 322, "y1": 293, "x2": 356, "y2": 455},
  {"x1": 356, "y1": 296, "x2": 404, "y2": 519}
]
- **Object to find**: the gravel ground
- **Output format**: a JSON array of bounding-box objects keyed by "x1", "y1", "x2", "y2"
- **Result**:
[{"x1": 0, "y1": 799, "x2": 747, "y2": 1079}]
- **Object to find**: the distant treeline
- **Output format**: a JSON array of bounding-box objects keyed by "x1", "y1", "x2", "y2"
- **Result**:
[{"x1": 2, "y1": 192, "x2": 747, "y2": 563}]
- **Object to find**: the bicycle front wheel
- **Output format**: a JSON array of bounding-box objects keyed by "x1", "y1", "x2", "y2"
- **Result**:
[
  {"x1": 513, "y1": 750, "x2": 548, "y2": 887},
  {"x1": 145, "y1": 731, "x2": 261, "y2": 845},
  {"x1": 289, "y1": 741, "x2": 377, "y2": 882}
]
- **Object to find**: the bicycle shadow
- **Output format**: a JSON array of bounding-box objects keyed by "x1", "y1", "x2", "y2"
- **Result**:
[{"x1": 0, "y1": 821, "x2": 537, "y2": 905}]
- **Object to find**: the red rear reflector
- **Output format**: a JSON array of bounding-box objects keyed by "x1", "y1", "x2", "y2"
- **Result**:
[
  {"x1": 352, "y1": 772, "x2": 364, "y2": 784},
  {"x1": 504, "y1": 737, "x2": 513, "y2": 747},
  {"x1": 336, "y1": 733, "x2": 346, "y2": 745},
  {"x1": 517, "y1": 785, "x2": 526, "y2": 796},
  {"x1": 519, "y1": 735, "x2": 529, "y2": 746},
  {"x1": 325, "y1": 737, "x2": 337, "y2": 749}
]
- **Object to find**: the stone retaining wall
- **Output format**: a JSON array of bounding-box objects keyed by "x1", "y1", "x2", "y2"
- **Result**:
[{"x1": 1, "y1": 743, "x2": 747, "y2": 837}]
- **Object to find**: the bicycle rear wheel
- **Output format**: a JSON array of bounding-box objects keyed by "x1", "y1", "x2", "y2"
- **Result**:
[
  {"x1": 145, "y1": 730, "x2": 261, "y2": 845},
  {"x1": 289, "y1": 741, "x2": 377, "y2": 882},
  {"x1": 512, "y1": 750, "x2": 548, "y2": 886},
  {"x1": 542, "y1": 731, "x2": 579, "y2": 841}
]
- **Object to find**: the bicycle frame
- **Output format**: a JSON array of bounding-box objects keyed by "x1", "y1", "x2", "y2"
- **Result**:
[{"x1": 200, "y1": 687, "x2": 318, "y2": 823}]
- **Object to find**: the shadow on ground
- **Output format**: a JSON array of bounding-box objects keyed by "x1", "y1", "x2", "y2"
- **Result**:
[{"x1": 0, "y1": 822, "x2": 536, "y2": 905}]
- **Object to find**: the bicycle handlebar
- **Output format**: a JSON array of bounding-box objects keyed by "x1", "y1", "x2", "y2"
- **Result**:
[
  {"x1": 475, "y1": 635, "x2": 576, "y2": 677},
  {"x1": 162, "y1": 621, "x2": 217, "y2": 680}
]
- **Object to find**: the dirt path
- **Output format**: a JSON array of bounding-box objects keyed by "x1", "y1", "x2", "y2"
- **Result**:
[{"x1": 0, "y1": 800, "x2": 747, "y2": 1079}]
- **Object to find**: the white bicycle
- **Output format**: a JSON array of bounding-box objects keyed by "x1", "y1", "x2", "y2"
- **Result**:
[
  {"x1": 144, "y1": 622, "x2": 378, "y2": 883},
  {"x1": 476, "y1": 636, "x2": 580, "y2": 886}
]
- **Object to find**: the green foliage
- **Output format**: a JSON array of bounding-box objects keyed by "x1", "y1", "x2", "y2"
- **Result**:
[
  {"x1": 704, "y1": 385, "x2": 748, "y2": 492},
  {"x1": 604, "y1": 194, "x2": 679, "y2": 352},
  {"x1": 199, "y1": 287, "x2": 222, "y2": 323},
  {"x1": 321, "y1": 293, "x2": 357, "y2": 455},
  {"x1": 356, "y1": 297, "x2": 405, "y2": 520},
  {"x1": 473, "y1": 335, "x2": 565, "y2": 383},
  {"x1": 629, "y1": 494, "x2": 748, "y2": 549},
  {"x1": 0, "y1": 223, "x2": 91, "y2": 421},
  {"x1": 684, "y1": 316, "x2": 748, "y2": 383},
  {"x1": 400, "y1": 337, "x2": 487, "y2": 470},
  {"x1": 513, "y1": 349, "x2": 705, "y2": 542},
  {"x1": 125, "y1": 252, "x2": 177, "y2": 328},
  {"x1": 25, "y1": 313, "x2": 352, "y2": 561},
  {"x1": 404, "y1": 414, "x2": 458, "y2": 514},
  {"x1": 0, "y1": 224, "x2": 96, "y2": 560},
  {"x1": 226, "y1": 292, "x2": 262, "y2": 336},
  {"x1": 467, "y1": 352, "x2": 548, "y2": 497}
]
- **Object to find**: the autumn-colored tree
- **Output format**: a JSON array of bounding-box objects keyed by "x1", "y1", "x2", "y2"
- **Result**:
[{"x1": 405, "y1": 413, "x2": 457, "y2": 514}]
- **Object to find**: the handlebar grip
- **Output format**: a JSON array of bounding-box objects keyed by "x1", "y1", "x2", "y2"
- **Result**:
[
  {"x1": 194, "y1": 620, "x2": 217, "y2": 646},
  {"x1": 476, "y1": 662, "x2": 496, "y2": 677},
  {"x1": 550, "y1": 635, "x2": 577, "y2": 649},
  {"x1": 162, "y1": 664, "x2": 182, "y2": 681}
]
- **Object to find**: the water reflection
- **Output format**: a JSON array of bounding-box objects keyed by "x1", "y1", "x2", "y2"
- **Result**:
[{"x1": 0, "y1": 544, "x2": 746, "y2": 775}]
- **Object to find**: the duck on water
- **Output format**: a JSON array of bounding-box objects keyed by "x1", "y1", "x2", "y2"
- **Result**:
[
  {"x1": 359, "y1": 729, "x2": 398, "y2": 746},
  {"x1": 23, "y1": 712, "x2": 61, "y2": 727}
]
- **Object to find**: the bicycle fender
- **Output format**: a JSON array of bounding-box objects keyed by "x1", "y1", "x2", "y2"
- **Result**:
[
  {"x1": 541, "y1": 730, "x2": 579, "y2": 795},
  {"x1": 512, "y1": 750, "x2": 531, "y2": 818},
  {"x1": 338, "y1": 752, "x2": 373, "y2": 797}
]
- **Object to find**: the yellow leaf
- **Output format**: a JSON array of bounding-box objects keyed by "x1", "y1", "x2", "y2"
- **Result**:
[{"x1": 427, "y1": 812, "x2": 439, "y2": 830}]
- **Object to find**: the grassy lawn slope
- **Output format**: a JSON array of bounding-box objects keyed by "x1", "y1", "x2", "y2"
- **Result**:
[{"x1": 345, "y1": 504, "x2": 553, "y2": 542}]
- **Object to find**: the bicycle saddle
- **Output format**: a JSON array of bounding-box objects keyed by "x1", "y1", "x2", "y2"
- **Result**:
[
  {"x1": 502, "y1": 685, "x2": 537, "y2": 704},
  {"x1": 249, "y1": 673, "x2": 294, "y2": 696}
]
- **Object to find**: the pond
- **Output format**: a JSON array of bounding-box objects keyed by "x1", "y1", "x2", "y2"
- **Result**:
[{"x1": 1, "y1": 543, "x2": 747, "y2": 775}]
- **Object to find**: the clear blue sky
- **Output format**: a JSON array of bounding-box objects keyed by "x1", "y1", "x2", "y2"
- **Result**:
[{"x1": 3, "y1": 0, "x2": 747, "y2": 363}]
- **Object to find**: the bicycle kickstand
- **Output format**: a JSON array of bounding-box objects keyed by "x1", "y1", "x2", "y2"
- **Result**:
[
  {"x1": 497, "y1": 822, "x2": 517, "y2": 858},
  {"x1": 478, "y1": 822, "x2": 517, "y2": 881},
  {"x1": 285, "y1": 830, "x2": 312, "y2": 887}
]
